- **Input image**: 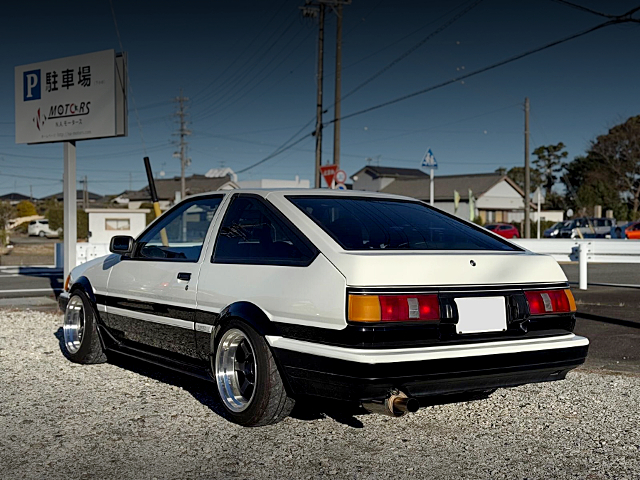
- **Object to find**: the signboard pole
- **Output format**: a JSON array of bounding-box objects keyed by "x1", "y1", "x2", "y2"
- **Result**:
[
  {"x1": 429, "y1": 168, "x2": 434, "y2": 206},
  {"x1": 63, "y1": 141, "x2": 77, "y2": 281}
]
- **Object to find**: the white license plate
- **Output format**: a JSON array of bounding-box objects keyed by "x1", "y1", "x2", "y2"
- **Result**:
[{"x1": 455, "y1": 297, "x2": 507, "y2": 334}]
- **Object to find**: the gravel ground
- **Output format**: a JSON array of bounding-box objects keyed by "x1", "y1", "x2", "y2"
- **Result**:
[{"x1": 1, "y1": 310, "x2": 639, "y2": 480}]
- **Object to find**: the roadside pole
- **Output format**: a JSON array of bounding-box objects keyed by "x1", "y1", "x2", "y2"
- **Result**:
[
  {"x1": 524, "y1": 97, "x2": 531, "y2": 238},
  {"x1": 430, "y1": 168, "x2": 434, "y2": 206},
  {"x1": 579, "y1": 243, "x2": 588, "y2": 290},
  {"x1": 63, "y1": 141, "x2": 77, "y2": 281}
]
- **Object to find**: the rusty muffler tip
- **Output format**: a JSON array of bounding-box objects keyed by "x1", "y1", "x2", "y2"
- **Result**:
[
  {"x1": 362, "y1": 391, "x2": 420, "y2": 417},
  {"x1": 391, "y1": 395, "x2": 420, "y2": 414}
]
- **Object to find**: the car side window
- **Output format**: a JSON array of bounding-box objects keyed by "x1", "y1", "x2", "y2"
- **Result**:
[
  {"x1": 212, "y1": 195, "x2": 317, "y2": 266},
  {"x1": 134, "y1": 196, "x2": 223, "y2": 262}
]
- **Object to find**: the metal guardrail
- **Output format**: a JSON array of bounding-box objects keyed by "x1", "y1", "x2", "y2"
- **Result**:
[
  {"x1": 513, "y1": 239, "x2": 640, "y2": 263},
  {"x1": 513, "y1": 239, "x2": 640, "y2": 290}
]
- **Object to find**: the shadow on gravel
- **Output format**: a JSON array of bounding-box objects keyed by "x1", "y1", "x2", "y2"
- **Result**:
[{"x1": 53, "y1": 327, "x2": 366, "y2": 427}]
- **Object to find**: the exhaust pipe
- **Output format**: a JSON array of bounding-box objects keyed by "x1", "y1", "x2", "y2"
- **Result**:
[{"x1": 362, "y1": 391, "x2": 420, "y2": 417}]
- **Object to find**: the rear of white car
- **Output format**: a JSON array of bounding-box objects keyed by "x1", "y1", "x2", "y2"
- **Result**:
[
  {"x1": 60, "y1": 189, "x2": 588, "y2": 425},
  {"x1": 263, "y1": 192, "x2": 588, "y2": 411}
]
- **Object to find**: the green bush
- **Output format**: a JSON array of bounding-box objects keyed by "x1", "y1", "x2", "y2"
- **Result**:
[
  {"x1": 15, "y1": 200, "x2": 37, "y2": 217},
  {"x1": 45, "y1": 203, "x2": 88, "y2": 240}
]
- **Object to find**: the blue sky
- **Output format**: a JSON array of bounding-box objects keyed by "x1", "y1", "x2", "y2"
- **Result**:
[{"x1": 1, "y1": 0, "x2": 639, "y2": 198}]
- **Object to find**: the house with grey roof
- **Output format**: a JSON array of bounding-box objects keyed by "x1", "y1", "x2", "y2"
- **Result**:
[
  {"x1": 112, "y1": 174, "x2": 239, "y2": 209},
  {"x1": 352, "y1": 166, "x2": 532, "y2": 223},
  {"x1": 0, "y1": 192, "x2": 31, "y2": 205}
]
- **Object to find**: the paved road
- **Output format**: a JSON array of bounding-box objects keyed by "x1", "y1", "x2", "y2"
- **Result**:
[
  {"x1": 9, "y1": 234, "x2": 59, "y2": 245},
  {"x1": 560, "y1": 262, "x2": 639, "y2": 286},
  {"x1": 0, "y1": 267, "x2": 63, "y2": 300}
]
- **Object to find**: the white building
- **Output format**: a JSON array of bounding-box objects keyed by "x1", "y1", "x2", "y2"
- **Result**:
[
  {"x1": 86, "y1": 208, "x2": 150, "y2": 245},
  {"x1": 237, "y1": 176, "x2": 310, "y2": 189}
]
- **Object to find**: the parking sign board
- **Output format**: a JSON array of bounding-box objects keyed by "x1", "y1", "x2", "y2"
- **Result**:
[{"x1": 15, "y1": 50, "x2": 123, "y2": 144}]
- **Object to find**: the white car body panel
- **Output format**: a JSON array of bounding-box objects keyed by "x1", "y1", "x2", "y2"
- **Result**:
[{"x1": 196, "y1": 254, "x2": 347, "y2": 329}]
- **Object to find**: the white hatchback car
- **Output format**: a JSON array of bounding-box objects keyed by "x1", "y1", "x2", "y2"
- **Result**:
[
  {"x1": 59, "y1": 189, "x2": 588, "y2": 426},
  {"x1": 28, "y1": 219, "x2": 59, "y2": 237}
]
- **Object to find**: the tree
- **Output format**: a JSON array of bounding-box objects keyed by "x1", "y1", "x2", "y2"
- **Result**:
[
  {"x1": 588, "y1": 115, "x2": 640, "y2": 220},
  {"x1": 45, "y1": 201, "x2": 89, "y2": 240},
  {"x1": 15, "y1": 200, "x2": 37, "y2": 217},
  {"x1": 506, "y1": 166, "x2": 542, "y2": 192},
  {"x1": 533, "y1": 143, "x2": 568, "y2": 197},
  {"x1": 0, "y1": 201, "x2": 13, "y2": 246}
]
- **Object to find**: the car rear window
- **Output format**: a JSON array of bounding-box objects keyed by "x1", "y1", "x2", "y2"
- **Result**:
[{"x1": 288, "y1": 196, "x2": 519, "y2": 251}]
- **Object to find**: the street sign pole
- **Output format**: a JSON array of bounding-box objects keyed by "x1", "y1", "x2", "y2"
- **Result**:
[
  {"x1": 430, "y1": 168, "x2": 434, "y2": 206},
  {"x1": 63, "y1": 141, "x2": 77, "y2": 281}
]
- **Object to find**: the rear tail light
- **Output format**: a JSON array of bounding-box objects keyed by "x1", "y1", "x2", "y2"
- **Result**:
[
  {"x1": 525, "y1": 289, "x2": 576, "y2": 315},
  {"x1": 348, "y1": 294, "x2": 440, "y2": 323}
]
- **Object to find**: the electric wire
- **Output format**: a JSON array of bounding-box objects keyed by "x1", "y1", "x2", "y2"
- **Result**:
[
  {"x1": 190, "y1": 0, "x2": 290, "y2": 101},
  {"x1": 109, "y1": 0, "x2": 147, "y2": 155},
  {"x1": 330, "y1": 16, "x2": 640, "y2": 125},
  {"x1": 191, "y1": 11, "x2": 300, "y2": 116},
  {"x1": 339, "y1": 0, "x2": 484, "y2": 104},
  {"x1": 194, "y1": 24, "x2": 314, "y2": 122}
]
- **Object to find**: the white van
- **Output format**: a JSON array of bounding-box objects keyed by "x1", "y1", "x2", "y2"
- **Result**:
[{"x1": 28, "y1": 219, "x2": 59, "y2": 237}]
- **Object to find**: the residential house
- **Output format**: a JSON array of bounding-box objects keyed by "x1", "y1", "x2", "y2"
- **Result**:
[
  {"x1": 352, "y1": 166, "x2": 533, "y2": 223},
  {"x1": 112, "y1": 174, "x2": 239, "y2": 209}
]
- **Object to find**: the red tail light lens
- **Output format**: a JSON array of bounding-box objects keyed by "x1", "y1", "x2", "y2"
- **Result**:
[
  {"x1": 349, "y1": 294, "x2": 440, "y2": 323},
  {"x1": 525, "y1": 289, "x2": 576, "y2": 315}
]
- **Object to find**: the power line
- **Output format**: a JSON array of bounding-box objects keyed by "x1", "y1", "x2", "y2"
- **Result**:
[
  {"x1": 193, "y1": 25, "x2": 314, "y2": 123},
  {"x1": 236, "y1": 134, "x2": 312, "y2": 174},
  {"x1": 339, "y1": 0, "x2": 484, "y2": 103},
  {"x1": 109, "y1": 0, "x2": 147, "y2": 155},
  {"x1": 191, "y1": 11, "x2": 300, "y2": 115},
  {"x1": 549, "y1": 0, "x2": 615, "y2": 18},
  {"x1": 330, "y1": 15, "x2": 639, "y2": 125},
  {"x1": 190, "y1": 0, "x2": 290, "y2": 101}
]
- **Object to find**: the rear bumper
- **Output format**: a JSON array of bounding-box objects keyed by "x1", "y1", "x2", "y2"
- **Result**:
[{"x1": 268, "y1": 334, "x2": 589, "y2": 402}]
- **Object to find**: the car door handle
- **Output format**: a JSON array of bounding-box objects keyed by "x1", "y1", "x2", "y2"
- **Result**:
[{"x1": 177, "y1": 272, "x2": 191, "y2": 281}]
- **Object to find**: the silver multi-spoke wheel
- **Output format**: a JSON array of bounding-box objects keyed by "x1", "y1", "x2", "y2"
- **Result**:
[
  {"x1": 215, "y1": 328, "x2": 257, "y2": 413},
  {"x1": 64, "y1": 295, "x2": 85, "y2": 354}
]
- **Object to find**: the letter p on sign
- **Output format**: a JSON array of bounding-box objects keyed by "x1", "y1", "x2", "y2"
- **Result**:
[{"x1": 23, "y1": 70, "x2": 41, "y2": 101}]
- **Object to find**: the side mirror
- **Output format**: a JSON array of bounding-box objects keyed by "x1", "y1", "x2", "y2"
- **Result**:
[{"x1": 109, "y1": 235, "x2": 134, "y2": 255}]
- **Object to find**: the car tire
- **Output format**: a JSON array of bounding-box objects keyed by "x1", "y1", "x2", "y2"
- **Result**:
[
  {"x1": 213, "y1": 319, "x2": 294, "y2": 427},
  {"x1": 38, "y1": 231, "x2": 46, "y2": 237},
  {"x1": 63, "y1": 290, "x2": 107, "y2": 364}
]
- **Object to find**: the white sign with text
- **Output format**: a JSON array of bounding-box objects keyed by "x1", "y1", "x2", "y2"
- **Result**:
[{"x1": 15, "y1": 49, "x2": 120, "y2": 144}]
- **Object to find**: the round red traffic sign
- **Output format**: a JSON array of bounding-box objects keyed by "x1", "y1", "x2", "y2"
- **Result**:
[{"x1": 335, "y1": 169, "x2": 347, "y2": 184}]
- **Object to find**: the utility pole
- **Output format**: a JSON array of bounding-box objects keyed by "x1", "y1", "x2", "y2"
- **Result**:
[
  {"x1": 524, "y1": 97, "x2": 531, "y2": 239},
  {"x1": 173, "y1": 89, "x2": 191, "y2": 199},
  {"x1": 82, "y1": 175, "x2": 88, "y2": 210},
  {"x1": 332, "y1": 2, "x2": 343, "y2": 169},
  {"x1": 314, "y1": 4, "x2": 326, "y2": 188},
  {"x1": 302, "y1": 1, "x2": 350, "y2": 187}
]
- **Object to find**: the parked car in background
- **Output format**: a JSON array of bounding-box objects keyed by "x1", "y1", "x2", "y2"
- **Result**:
[
  {"x1": 556, "y1": 217, "x2": 615, "y2": 238},
  {"x1": 485, "y1": 223, "x2": 520, "y2": 239},
  {"x1": 59, "y1": 189, "x2": 588, "y2": 426},
  {"x1": 28, "y1": 219, "x2": 59, "y2": 237},
  {"x1": 625, "y1": 221, "x2": 640, "y2": 239},
  {"x1": 544, "y1": 221, "x2": 569, "y2": 238}
]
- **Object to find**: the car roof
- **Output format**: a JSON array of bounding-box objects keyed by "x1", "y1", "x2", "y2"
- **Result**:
[{"x1": 187, "y1": 188, "x2": 421, "y2": 202}]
